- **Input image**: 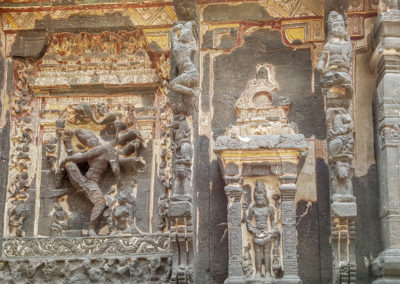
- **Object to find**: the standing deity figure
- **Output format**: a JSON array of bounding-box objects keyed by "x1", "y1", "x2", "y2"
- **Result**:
[
  {"x1": 169, "y1": 21, "x2": 199, "y2": 98},
  {"x1": 317, "y1": 11, "x2": 353, "y2": 94},
  {"x1": 170, "y1": 114, "x2": 193, "y2": 202},
  {"x1": 246, "y1": 181, "x2": 279, "y2": 279}
]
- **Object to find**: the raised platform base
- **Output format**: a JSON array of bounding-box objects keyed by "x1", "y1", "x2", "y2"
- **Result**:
[
  {"x1": 273, "y1": 276, "x2": 302, "y2": 284},
  {"x1": 224, "y1": 276, "x2": 245, "y2": 284},
  {"x1": 224, "y1": 276, "x2": 301, "y2": 284},
  {"x1": 371, "y1": 249, "x2": 400, "y2": 283}
]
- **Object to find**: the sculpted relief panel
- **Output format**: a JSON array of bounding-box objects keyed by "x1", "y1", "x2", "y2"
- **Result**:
[
  {"x1": 3, "y1": 30, "x2": 173, "y2": 275},
  {"x1": 40, "y1": 98, "x2": 150, "y2": 237}
]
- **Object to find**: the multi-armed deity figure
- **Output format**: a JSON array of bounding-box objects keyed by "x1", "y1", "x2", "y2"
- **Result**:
[
  {"x1": 60, "y1": 127, "x2": 142, "y2": 236},
  {"x1": 317, "y1": 11, "x2": 353, "y2": 95},
  {"x1": 246, "y1": 181, "x2": 280, "y2": 279},
  {"x1": 170, "y1": 21, "x2": 199, "y2": 99}
]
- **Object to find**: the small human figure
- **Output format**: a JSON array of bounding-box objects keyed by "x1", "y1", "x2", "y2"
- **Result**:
[
  {"x1": 246, "y1": 181, "x2": 278, "y2": 279},
  {"x1": 112, "y1": 189, "x2": 138, "y2": 235},
  {"x1": 50, "y1": 201, "x2": 69, "y2": 237},
  {"x1": 8, "y1": 201, "x2": 27, "y2": 237},
  {"x1": 170, "y1": 114, "x2": 193, "y2": 202},
  {"x1": 170, "y1": 21, "x2": 199, "y2": 98}
]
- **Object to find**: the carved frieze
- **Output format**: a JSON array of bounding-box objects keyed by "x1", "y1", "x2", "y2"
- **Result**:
[
  {"x1": 0, "y1": 255, "x2": 172, "y2": 283},
  {"x1": 29, "y1": 31, "x2": 159, "y2": 88},
  {"x1": 2, "y1": 235, "x2": 170, "y2": 257},
  {"x1": 6, "y1": 61, "x2": 37, "y2": 238}
]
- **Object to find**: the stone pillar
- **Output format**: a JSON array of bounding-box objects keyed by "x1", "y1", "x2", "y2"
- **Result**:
[
  {"x1": 317, "y1": 10, "x2": 357, "y2": 284},
  {"x1": 278, "y1": 175, "x2": 301, "y2": 284},
  {"x1": 370, "y1": 6, "x2": 400, "y2": 283},
  {"x1": 167, "y1": 2, "x2": 200, "y2": 281}
]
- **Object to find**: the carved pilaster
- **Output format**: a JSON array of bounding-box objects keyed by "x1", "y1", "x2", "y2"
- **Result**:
[
  {"x1": 318, "y1": 10, "x2": 357, "y2": 283},
  {"x1": 370, "y1": 5, "x2": 400, "y2": 283},
  {"x1": 279, "y1": 176, "x2": 301, "y2": 284},
  {"x1": 167, "y1": 9, "x2": 199, "y2": 282},
  {"x1": 224, "y1": 175, "x2": 245, "y2": 284}
]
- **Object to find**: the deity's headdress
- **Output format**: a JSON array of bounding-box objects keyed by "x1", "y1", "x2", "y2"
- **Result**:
[{"x1": 255, "y1": 180, "x2": 266, "y2": 194}]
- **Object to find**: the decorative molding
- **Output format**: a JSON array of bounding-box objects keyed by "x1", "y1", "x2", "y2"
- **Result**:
[{"x1": 2, "y1": 235, "x2": 170, "y2": 257}]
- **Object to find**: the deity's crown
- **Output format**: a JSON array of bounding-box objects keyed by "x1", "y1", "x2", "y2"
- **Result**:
[{"x1": 255, "y1": 181, "x2": 266, "y2": 194}]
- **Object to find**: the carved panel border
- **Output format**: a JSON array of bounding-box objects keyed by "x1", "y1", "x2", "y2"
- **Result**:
[{"x1": 2, "y1": 235, "x2": 170, "y2": 257}]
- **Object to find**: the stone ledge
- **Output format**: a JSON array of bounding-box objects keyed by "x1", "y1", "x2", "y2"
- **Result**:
[
  {"x1": 214, "y1": 135, "x2": 308, "y2": 151},
  {"x1": 331, "y1": 201, "x2": 357, "y2": 218}
]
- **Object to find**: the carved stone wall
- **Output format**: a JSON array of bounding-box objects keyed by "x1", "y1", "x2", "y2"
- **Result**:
[{"x1": 0, "y1": 0, "x2": 389, "y2": 283}]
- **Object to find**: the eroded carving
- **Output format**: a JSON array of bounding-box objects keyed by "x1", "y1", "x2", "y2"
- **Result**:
[
  {"x1": 29, "y1": 31, "x2": 159, "y2": 88},
  {"x1": 50, "y1": 199, "x2": 69, "y2": 237},
  {"x1": 39, "y1": 101, "x2": 148, "y2": 237},
  {"x1": 0, "y1": 255, "x2": 172, "y2": 283},
  {"x1": 170, "y1": 21, "x2": 199, "y2": 100},
  {"x1": 317, "y1": 11, "x2": 353, "y2": 95},
  {"x1": 327, "y1": 108, "x2": 354, "y2": 161},
  {"x1": 379, "y1": 124, "x2": 400, "y2": 148},
  {"x1": 6, "y1": 60, "x2": 37, "y2": 237},
  {"x1": 225, "y1": 64, "x2": 297, "y2": 137},
  {"x1": 59, "y1": 128, "x2": 143, "y2": 236},
  {"x1": 215, "y1": 62, "x2": 307, "y2": 283},
  {"x1": 330, "y1": 161, "x2": 355, "y2": 203}
]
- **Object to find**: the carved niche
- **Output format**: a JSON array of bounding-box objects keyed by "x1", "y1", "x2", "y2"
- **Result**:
[
  {"x1": 3, "y1": 30, "x2": 174, "y2": 283},
  {"x1": 41, "y1": 101, "x2": 147, "y2": 237},
  {"x1": 215, "y1": 64, "x2": 308, "y2": 284}
]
